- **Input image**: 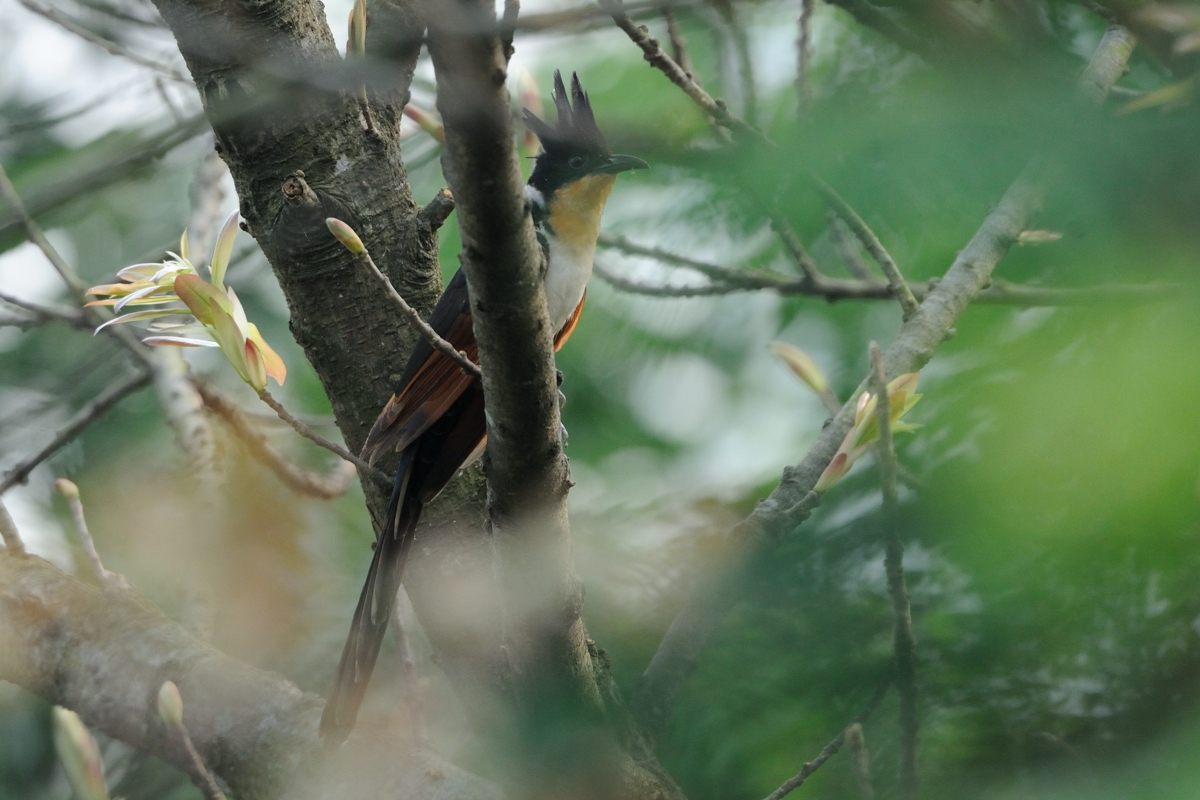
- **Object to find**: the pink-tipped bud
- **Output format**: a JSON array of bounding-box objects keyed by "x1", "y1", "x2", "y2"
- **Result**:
[
  {"x1": 770, "y1": 341, "x2": 829, "y2": 395},
  {"x1": 325, "y1": 218, "x2": 366, "y2": 255}
]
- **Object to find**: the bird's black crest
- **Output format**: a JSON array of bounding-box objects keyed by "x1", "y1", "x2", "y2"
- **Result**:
[{"x1": 523, "y1": 70, "x2": 609, "y2": 157}]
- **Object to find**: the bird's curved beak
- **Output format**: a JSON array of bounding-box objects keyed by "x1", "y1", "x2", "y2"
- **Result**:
[{"x1": 598, "y1": 154, "x2": 649, "y2": 174}]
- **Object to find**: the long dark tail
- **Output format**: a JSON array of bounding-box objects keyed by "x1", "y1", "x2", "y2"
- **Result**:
[{"x1": 320, "y1": 451, "x2": 422, "y2": 742}]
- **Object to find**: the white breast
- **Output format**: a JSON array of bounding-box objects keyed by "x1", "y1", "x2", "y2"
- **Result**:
[{"x1": 543, "y1": 234, "x2": 594, "y2": 333}]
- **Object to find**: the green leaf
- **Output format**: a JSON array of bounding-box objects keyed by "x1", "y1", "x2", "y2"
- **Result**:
[{"x1": 210, "y1": 211, "x2": 239, "y2": 288}]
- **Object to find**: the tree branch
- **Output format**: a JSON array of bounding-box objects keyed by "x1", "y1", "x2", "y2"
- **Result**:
[
  {"x1": 420, "y1": 0, "x2": 595, "y2": 709},
  {"x1": 869, "y1": 343, "x2": 918, "y2": 799},
  {"x1": 0, "y1": 371, "x2": 152, "y2": 495},
  {"x1": 0, "y1": 551, "x2": 501, "y2": 800},
  {"x1": 636, "y1": 26, "x2": 1137, "y2": 736}
]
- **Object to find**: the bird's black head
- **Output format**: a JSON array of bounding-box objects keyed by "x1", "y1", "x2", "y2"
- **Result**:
[{"x1": 524, "y1": 71, "x2": 647, "y2": 197}]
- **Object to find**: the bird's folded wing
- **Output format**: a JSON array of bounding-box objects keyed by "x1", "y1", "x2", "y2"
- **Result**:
[{"x1": 361, "y1": 303, "x2": 479, "y2": 464}]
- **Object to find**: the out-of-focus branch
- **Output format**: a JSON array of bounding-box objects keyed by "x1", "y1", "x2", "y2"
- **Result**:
[
  {"x1": 0, "y1": 551, "x2": 502, "y2": 800},
  {"x1": 0, "y1": 119, "x2": 207, "y2": 247},
  {"x1": 820, "y1": 182, "x2": 919, "y2": 318},
  {"x1": 869, "y1": 344, "x2": 918, "y2": 800},
  {"x1": 0, "y1": 290, "x2": 87, "y2": 328},
  {"x1": 636, "y1": 26, "x2": 1137, "y2": 735},
  {"x1": 597, "y1": 236, "x2": 1176, "y2": 307},
  {"x1": 420, "y1": 0, "x2": 591, "y2": 700},
  {"x1": 196, "y1": 382, "x2": 356, "y2": 500},
  {"x1": 0, "y1": 371, "x2": 152, "y2": 496},
  {"x1": 54, "y1": 479, "x2": 129, "y2": 590},
  {"x1": 664, "y1": 7, "x2": 692, "y2": 76},
  {"x1": 0, "y1": 501, "x2": 25, "y2": 554},
  {"x1": 16, "y1": 0, "x2": 189, "y2": 81},
  {"x1": 600, "y1": 0, "x2": 764, "y2": 141},
  {"x1": 796, "y1": 0, "x2": 813, "y2": 112},
  {"x1": 256, "y1": 390, "x2": 389, "y2": 488},
  {"x1": 0, "y1": 163, "x2": 155, "y2": 370},
  {"x1": 762, "y1": 682, "x2": 889, "y2": 800}
]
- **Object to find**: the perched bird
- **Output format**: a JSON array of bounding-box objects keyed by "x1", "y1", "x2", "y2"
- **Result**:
[{"x1": 320, "y1": 71, "x2": 646, "y2": 741}]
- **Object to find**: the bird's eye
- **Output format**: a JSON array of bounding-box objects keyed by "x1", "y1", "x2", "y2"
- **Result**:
[{"x1": 568, "y1": 155, "x2": 586, "y2": 169}]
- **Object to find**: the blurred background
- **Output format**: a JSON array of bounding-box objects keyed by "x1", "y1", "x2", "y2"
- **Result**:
[{"x1": 2, "y1": 0, "x2": 1199, "y2": 798}]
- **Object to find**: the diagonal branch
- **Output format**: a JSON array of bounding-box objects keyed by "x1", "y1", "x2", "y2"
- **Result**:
[
  {"x1": 635, "y1": 26, "x2": 1137, "y2": 736},
  {"x1": 0, "y1": 550, "x2": 501, "y2": 800},
  {"x1": 0, "y1": 371, "x2": 153, "y2": 495}
]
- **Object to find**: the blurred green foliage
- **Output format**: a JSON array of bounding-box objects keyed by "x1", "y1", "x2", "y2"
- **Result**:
[{"x1": 3, "y1": 0, "x2": 1200, "y2": 798}]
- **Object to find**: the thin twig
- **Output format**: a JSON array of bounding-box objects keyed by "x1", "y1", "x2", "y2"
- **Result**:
[
  {"x1": 599, "y1": 233, "x2": 798, "y2": 288},
  {"x1": 845, "y1": 723, "x2": 876, "y2": 800},
  {"x1": 663, "y1": 6, "x2": 692, "y2": 76},
  {"x1": 54, "y1": 479, "x2": 128, "y2": 589},
  {"x1": 796, "y1": 0, "x2": 814, "y2": 114},
  {"x1": 769, "y1": 216, "x2": 823, "y2": 285},
  {"x1": 762, "y1": 681, "x2": 890, "y2": 800},
  {"x1": 822, "y1": 183, "x2": 919, "y2": 318},
  {"x1": 197, "y1": 382, "x2": 356, "y2": 499},
  {"x1": 158, "y1": 683, "x2": 227, "y2": 800},
  {"x1": 0, "y1": 290, "x2": 87, "y2": 328},
  {"x1": 256, "y1": 390, "x2": 390, "y2": 488},
  {"x1": 0, "y1": 163, "x2": 156, "y2": 370},
  {"x1": 16, "y1": 0, "x2": 188, "y2": 82},
  {"x1": 713, "y1": 0, "x2": 758, "y2": 124},
  {"x1": 417, "y1": 187, "x2": 456, "y2": 233},
  {"x1": 599, "y1": 0, "x2": 765, "y2": 142},
  {"x1": 827, "y1": 210, "x2": 876, "y2": 280},
  {"x1": 869, "y1": 342, "x2": 918, "y2": 800},
  {"x1": 597, "y1": 242, "x2": 1177, "y2": 307},
  {"x1": 0, "y1": 371, "x2": 152, "y2": 495},
  {"x1": 500, "y1": 0, "x2": 520, "y2": 62},
  {"x1": 595, "y1": 262, "x2": 757, "y2": 297},
  {"x1": 0, "y1": 501, "x2": 26, "y2": 554},
  {"x1": 354, "y1": 248, "x2": 482, "y2": 380}
]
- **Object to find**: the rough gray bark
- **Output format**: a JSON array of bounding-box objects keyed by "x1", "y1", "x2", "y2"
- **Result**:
[{"x1": 149, "y1": 0, "x2": 438, "y2": 456}]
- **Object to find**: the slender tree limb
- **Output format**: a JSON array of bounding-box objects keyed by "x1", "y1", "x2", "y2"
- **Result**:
[
  {"x1": 770, "y1": 216, "x2": 824, "y2": 285},
  {"x1": 197, "y1": 382, "x2": 356, "y2": 500},
  {"x1": 159, "y1": 681, "x2": 229, "y2": 800},
  {"x1": 340, "y1": 228, "x2": 481, "y2": 379},
  {"x1": 16, "y1": 0, "x2": 189, "y2": 81},
  {"x1": 796, "y1": 0, "x2": 813, "y2": 113},
  {"x1": 712, "y1": 0, "x2": 758, "y2": 124},
  {"x1": 256, "y1": 390, "x2": 390, "y2": 488},
  {"x1": 0, "y1": 290, "x2": 86, "y2": 328},
  {"x1": 846, "y1": 723, "x2": 875, "y2": 800},
  {"x1": 0, "y1": 163, "x2": 156, "y2": 371},
  {"x1": 827, "y1": 210, "x2": 877, "y2": 280},
  {"x1": 869, "y1": 343, "x2": 918, "y2": 800},
  {"x1": 820, "y1": 182, "x2": 919, "y2": 318},
  {"x1": 0, "y1": 551, "x2": 502, "y2": 800},
  {"x1": 636, "y1": 26, "x2": 1137, "y2": 736},
  {"x1": 0, "y1": 371, "x2": 152, "y2": 496},
  {"x1": 664, "y1": 6, "x2": 693, "y2": 76},
  {"x1": 0, "y1": 118, "x2": 208, "y2": 247},
  {"x1": 599, "y1": 0, "x2": 764, "y2": 142},
  {"x1": 54, "y1": 479, "x2": 129, "y2": 590},
  {"x1": 597, "y1": 239, "x2": 1176, "y2": 306},
  {"x1": 762, "y1": 682, "x2": 890, "y2": 800},
  {"x1": 0, "y1": 501, "x2": 25, "y2": 554}
]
